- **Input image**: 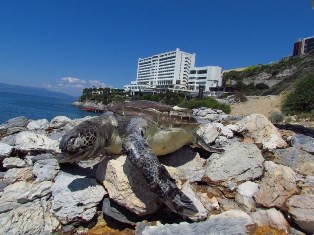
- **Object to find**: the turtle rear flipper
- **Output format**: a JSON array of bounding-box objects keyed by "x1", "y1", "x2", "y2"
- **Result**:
[
  {"x1": 123, "y1": 132, "x2": 199, "y2": 219},
  {"x1": 163, "y1": 187, "x2": 199, "y2": 218}
]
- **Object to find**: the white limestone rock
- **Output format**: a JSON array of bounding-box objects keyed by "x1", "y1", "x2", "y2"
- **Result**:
[
  {"x1": 27, "y1": 119, "x2": 49, "y2": 131},
  {"x1": 227, "y1": 113, "x2": 287, "y2": 150},
  {"x1": 33, "y1": 159, "x2": 60, "y2": 182},
  {"x1": 251, "y1": 208, "x2": 290, "y2": 233},
  {"x1": 3, "y1": 157, "x2": 27, "y2": 169},
  {"x1": 3, "y1": 167, "x2": 33, "y2": 184},
  {"x1": 0, "y1": 181, "x2": 52, "y2": 204},
  {"x1": 196, "y1": 123, "x2": 220, "y2": 145},
  {"x1": 51, "y1": 171, "x2": 107, "y2": 224},
  {"x1": 14, "y1": 131, "x2": 60, "y2": 153},
  {"x1": 0, "y1": 198, "x2": 60, "y2": 235},
  {"x1": 159, "y1": 147, "x2": 206, "y2": 182},
  {"x1": 235, "y1": 181, "x2": 259, "y2": 212},
  {"x1": 49, "y1": 116, "x2": 72, "y2": 128},
  {"x1": 0, "y1": 142, "x2": 13, "y2": 159},
  {"x1": 96, "y1": 156, "x2": 161, "y2": 216},
  {"x1": 141, "y1": 210, "x2": 255, "y2": 235},
  {"x1": 203, "y1": 142, "x2": 264, "y2": 186}
]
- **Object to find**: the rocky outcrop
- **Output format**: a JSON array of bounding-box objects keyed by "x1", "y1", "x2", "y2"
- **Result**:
[
  {"x1": 203, "y1": 142, "x2": 264, "y2": 186},
  {"x1": 0, "y1": 111, "x2": 312, "y2": 234},
  {"x1": 254, "y1": 161, "x2": 299, "y2": 209}
]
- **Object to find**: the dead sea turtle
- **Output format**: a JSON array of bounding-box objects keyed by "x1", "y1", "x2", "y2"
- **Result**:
[{"x1": 58, "y1": 100, "x2": 220, "y2": 219}]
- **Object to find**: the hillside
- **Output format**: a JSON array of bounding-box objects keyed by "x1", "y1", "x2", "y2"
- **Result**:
[
  {"x1": 0, "y1": 83, "x2": 74, "y2": 99},
  {"x1": 223, "y1": 51, "x2": 314, "y2": 95}
]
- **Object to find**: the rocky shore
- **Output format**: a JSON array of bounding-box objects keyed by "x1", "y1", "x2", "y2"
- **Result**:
[{"x1": 0, "y1": 108, "x2": 313, "y2": 235}]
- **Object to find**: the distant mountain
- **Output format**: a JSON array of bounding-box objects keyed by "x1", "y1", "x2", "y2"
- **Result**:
[{"x1": 0, "y1": 83, "x2": 74, "y2": 99}]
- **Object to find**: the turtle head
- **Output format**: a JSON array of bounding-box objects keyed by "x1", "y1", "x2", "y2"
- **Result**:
[{"x1": 59, "y1": 121, "x2": 100, "y2": 163}]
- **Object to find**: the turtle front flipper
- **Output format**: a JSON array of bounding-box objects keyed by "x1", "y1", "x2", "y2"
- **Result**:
[{"x1": 122, "y1": 131, "x2": 199, "y2": 219}]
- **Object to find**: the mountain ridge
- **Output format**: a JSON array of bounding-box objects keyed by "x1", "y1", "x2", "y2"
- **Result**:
[{"x1": 0, "y1": 82, "x2": 75, "y2": 99}]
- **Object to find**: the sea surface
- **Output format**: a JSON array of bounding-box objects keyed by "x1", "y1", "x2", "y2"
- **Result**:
[{"x1": 0, "y1": 92, "x2": 98, "y2": 124}]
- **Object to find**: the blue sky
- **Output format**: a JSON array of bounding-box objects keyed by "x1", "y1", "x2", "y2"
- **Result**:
[{"x1": 0, "y1": 0, "x2": 313, "y2": 96}]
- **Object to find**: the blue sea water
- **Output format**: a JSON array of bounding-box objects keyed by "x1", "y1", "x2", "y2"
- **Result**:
[{"x1": 0, "y1": 92, "x2": 97, "y2": 124}]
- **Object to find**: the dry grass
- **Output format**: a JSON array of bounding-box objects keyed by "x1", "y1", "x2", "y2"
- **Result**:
[{"x1": 230, "y1": 95, "x2": 284, "y2": 118}]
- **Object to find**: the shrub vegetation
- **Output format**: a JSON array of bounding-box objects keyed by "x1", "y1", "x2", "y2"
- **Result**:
[
  {"x1": 179, "y1": 97, "x2": 231, "y2": 114},
  {"x1": 282, "y1": 72, "x2": 314, "y2": 115},
  {"x1": 79, "y1": 88, "x2": 231, "y2": 113}
]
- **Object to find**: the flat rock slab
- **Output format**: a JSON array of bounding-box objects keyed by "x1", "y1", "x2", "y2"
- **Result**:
[
  {"x1": 0, "y1": 116, "x2": 29, "y2": 138},
  {"x1": 159, "y1": 147, "x2": 206, "y2": 182},
  {"x1": 51, "y1": 171, "x2": 107, "y2": 224},
  {"x1": 33, "y1": 159, "x2": 60, "y2": 182},
  {"x1": 2, "y1": 157, "x2": 26, "y2": 169},
  {"x1": 3, "y1": 167, "x2": 33, "y2": 184},
  {"x1": 203, "y1": 142, "x2": 264, "y2": 186},
  {"x1": 286, "y1": 194, "x2": 314, "y2": 234},
  {"x1": 254, "y1": 161, "x2": 299, "y2": 210},
  {"x1": 102, "y1": 197, "x2": 141, "y2": 225},
  {"x1": 140, "y1": 210, "x2": 255, "y2": 235},
  {"x1": 291, "y1": 134, "x2": 314, "y2": 154},
  {"x1": 273, "y1": 147, "x2": 314, "y2": 175},
  {"x1": 0, "y1": 181, "x2": 52, "y2": 204},
  {"x1": 0, "y1": 198, "x2": 60, "y2": 235}
]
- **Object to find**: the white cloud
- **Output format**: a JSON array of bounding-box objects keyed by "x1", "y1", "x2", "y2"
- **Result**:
[
  {"x1": 61, "y1": 77, "x2": 86, "y2": 85},
  {"x1": 88, "y1": 80, "x2": 107, "y2": 87},
  {"x1": 42, "y1": 77, "x2": 110, "y2": 97}
]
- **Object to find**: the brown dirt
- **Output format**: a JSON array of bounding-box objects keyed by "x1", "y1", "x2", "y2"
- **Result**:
[{"x1": 230, "y1": 95, "x2": 284, "y2": 118}]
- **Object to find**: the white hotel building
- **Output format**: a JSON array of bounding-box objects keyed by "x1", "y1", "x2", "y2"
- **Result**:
[{"x1": 124, "y1": 48, "x2": 222, "y2": 93}]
